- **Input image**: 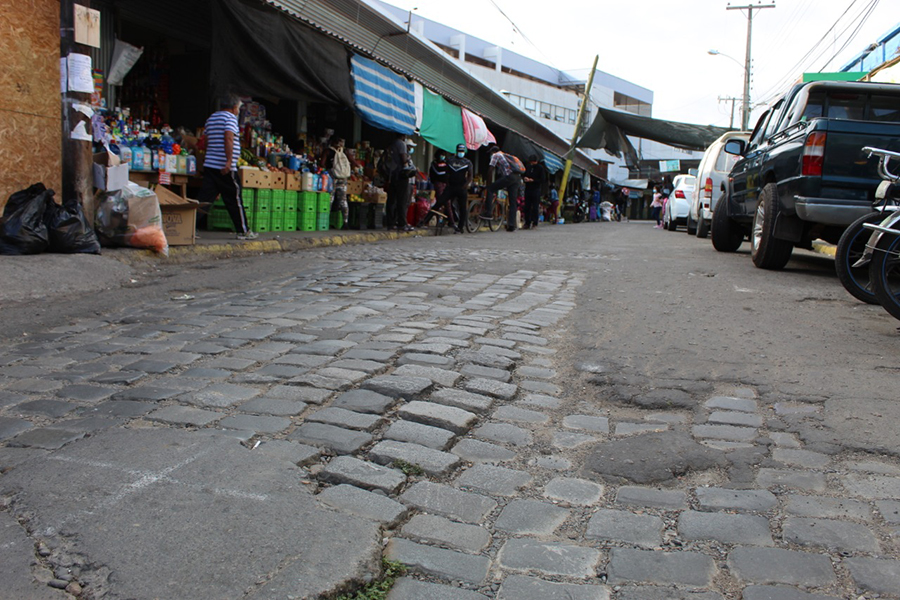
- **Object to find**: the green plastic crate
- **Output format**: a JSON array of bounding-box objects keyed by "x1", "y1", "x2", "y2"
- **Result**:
[
  {"x1": 255, "y1": 188, "x2": 272, "y2": 211},
  {"x1": 300, "y1": 191, "x2": 317, "y2": 213},
  {"x1": 318, "y1": 192, "x2": 331, "y2": 213},
  {"x1": 252, "y1": 209, "x2": 270, "y2": 230},
  {"x1": 284, "y1": 191, "x2": 299, "y2": 212},
  {"x1": 329, "y1": 211, "x2": 344, "y2": 230},
  {"x1": 270, "y1": 212, "x2": 285, "y2": 232},
  {"x1": 299, "y1": 220, "x2": 315, "y2": 232},
  {"x1": 283, "y1": 218, "x2": 297, "y2": 232},
  {"x1": 209, "y1": 208, "x2": 235, "y2": 231},
  {"x1": 241, "y1": 188, "x2": 255, "y2": 205}
]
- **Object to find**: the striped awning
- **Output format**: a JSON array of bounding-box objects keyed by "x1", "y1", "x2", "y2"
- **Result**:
[
  {"x1": 350, "y1": 54, "x2": 416, "y2": 134},
  {"x1": 542, "y1": 151, "x2": 565, "y2": 174}
]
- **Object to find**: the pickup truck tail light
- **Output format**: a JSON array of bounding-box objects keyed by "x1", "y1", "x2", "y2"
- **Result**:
[
  {"x1": 702, "y1": 177, "x2": 713, "y2": 200},
  {"x1": 674, "y1": 190, "x2": 686, "y2": 199},
  {"x1": 802, "y1": 132, "x2": 826, "y2": 176}
]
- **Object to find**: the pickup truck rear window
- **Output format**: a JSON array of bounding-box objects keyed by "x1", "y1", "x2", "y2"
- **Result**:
[
  {"x1": 801, "y1": 91, "x2": 899, "y2": 123},
  {"x1": 870, "y1": 95, "x2": 900, "y2": 122}
]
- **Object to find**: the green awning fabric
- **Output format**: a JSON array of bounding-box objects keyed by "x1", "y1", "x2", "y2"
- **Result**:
[
  {"x1": 420, "y1": 89, "x2": 465, "y2": 153},
  {"x1": 578, "y1": 107, "x2": 732, "y2": 156}
]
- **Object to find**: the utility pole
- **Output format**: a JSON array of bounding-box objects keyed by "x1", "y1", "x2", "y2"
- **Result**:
[
  {"x1": 718, "y1": 96, "x2": 740, "y2": 129},
  {"x1": 60, "y1": 0, "x2": 94, "y2": 212},
  {"x1": 727, "y1": 2, "x2": 775, "y2": 130},
  {"x1": 557, "y1": 54, "x2": 598, "y2": 220}
]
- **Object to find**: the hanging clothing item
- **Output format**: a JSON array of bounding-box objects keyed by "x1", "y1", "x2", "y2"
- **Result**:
[
  {"x1": 461, "y1": 109, "x2": 496, "y2": 150},
  {"x1": 350, "y1": 55, "x2": 416, "y2": 134},
  {"x1": 420, "y1": 89, "x2": 465, "y2": 153}
]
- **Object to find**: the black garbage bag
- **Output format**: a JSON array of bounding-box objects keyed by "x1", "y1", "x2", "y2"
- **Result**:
[
  {"x1": 45, "y1": 198, "x2": 101, "y2": 254},
  {"x1": 94, "y1": 190, "x2": 129, "y2": 248},
  {"x1": 0, "y1": 183, "x2": 52, "y2": 255}
]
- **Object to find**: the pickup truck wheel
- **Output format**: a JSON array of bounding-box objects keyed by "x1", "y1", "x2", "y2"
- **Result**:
[
  {"x1": 686, "y1": 212, "x2": 697, "y2": 235},
  {"x1": 696, "y1": 217, "x2": 709, "y2": 239},
  {"x1": 751, "y1": 183, "x2": 793, "y2": 270},
  {"x1": 711, "y1": 194, "x2": 743, "y2": 252},
  {"x1": 835, "y1": 211, "x2": 881, "y2": 304}
]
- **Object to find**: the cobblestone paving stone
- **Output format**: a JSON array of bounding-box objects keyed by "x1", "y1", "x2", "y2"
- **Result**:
[{"x1": 3, "y1": 249, "x2": 900, "y2": 599}]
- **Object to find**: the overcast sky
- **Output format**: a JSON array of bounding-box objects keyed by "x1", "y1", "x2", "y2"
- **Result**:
[{"x1": 381, "y1": 0, "x2": 897, "y2": 129}]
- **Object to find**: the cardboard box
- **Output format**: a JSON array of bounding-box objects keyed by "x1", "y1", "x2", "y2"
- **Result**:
[
  {"x1": 93, "y1": 152, "x2": 129, "y2": 191},
  {"x1": 285, "y1": 173, "x2": 301, "y2": 191},
  {"x1": 364, "y1": 189, "x2": 387, "y2": 204},
  {"x1": 239, "y1": 168, "x2": 286, "y2": 189},
  {"x1": 346, "y1": 179, "x2": 365, "y2": 196},
  {"x1": 154, "y1": 184, "x2": 198, "y2": 245}
]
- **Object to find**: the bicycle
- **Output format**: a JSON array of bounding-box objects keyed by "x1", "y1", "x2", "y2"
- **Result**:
[{"x1": 467, "y1": 195, "x2": 506, "y2": 232}]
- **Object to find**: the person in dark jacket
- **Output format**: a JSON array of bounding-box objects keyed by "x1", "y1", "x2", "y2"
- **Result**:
[
  {"x1": 429, "y1": 151, "x2": 449, "y2": 200},
  {"x1": 432, "y1": 143, "x2": 473, "y2": 233},
  {"x1": 383, "y1": 132, "x2": 412, "y2": 231},
  {"x1": 522, "y1": 155, "x2": 546, "y2": 230}
]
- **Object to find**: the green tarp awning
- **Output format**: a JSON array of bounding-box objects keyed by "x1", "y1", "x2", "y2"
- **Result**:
[{"x1": 420, "y1": 89, "x2": 465, "y2": 153}]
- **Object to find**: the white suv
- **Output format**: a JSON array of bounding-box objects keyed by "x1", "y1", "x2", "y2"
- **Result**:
[
  {"x1": 687, "y1": 131, "x2": 750, "y2": 238},
  {"x1": 664, "y1": 174, "x2": 696, "y2": 231}
]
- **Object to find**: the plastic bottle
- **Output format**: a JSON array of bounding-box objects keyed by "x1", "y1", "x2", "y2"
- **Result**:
[
  {"x1": 142, "y1": 146, "x2": 152, "y2": 171},
  {"x1": 132, "y1": 145, "x2": 144, "y2": 171},
  {"x1": 152, "y1": 150, "x2": 160, "y2": 171},
  {"x1": 119, "y1": 144, "x2": 132, "y2": 167},
  {"x1": 186, "y1": 155, "x2": 197, "y2": 176},
  {"x1": 301, "y1": 171, "x2": 313, "y2": 191}
]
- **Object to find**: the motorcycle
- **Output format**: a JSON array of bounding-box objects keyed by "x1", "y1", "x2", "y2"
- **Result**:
[{"x1": 851, "y1": 147, "x2": 900, "y2": 320}]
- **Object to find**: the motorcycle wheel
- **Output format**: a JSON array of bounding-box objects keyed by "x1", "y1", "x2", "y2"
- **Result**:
[
  {"x1": 870, "y1": 223, "x2": 900, "y2": 320},
  {"x1": 835, "y1": 211, "x2": 882, "y2": 304}
]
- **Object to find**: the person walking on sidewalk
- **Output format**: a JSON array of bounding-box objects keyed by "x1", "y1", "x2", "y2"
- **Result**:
[
  {"x1": 650, "y1": 186, "x2": 665, "y2": 228},
  {"x1": 429, "y1": 151, "x2": 449, "y2": 201},
  {"x1": 432, "y1": 143, "x2": 473, "y2": 233},
  {"x1": 198, "y1": 94, "x2": 257, "y2": 240},
  {"x1": 324, "y1": 137, "x2": 351, "y2": 229},
  {"x1": 522, "y1": 155, "x2": 546, "y2": 230},
  {"x1": 483, "y1": 146, "x2": 524, "y2": 232}
]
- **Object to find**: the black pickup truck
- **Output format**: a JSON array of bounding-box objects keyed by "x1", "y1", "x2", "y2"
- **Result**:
[{"x1": 711, "y1": 80, "x2": 900, "y2": 269}]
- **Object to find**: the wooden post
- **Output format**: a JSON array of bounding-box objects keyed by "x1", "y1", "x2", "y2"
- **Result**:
[{"x1": 60, "y1": 0, "x2": 95, "y2": 213}]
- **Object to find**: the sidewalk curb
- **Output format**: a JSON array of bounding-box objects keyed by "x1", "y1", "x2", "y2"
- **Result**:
[
  {"x1": 109, "y1": 229, "x2": 420, "y2": 266},
  {"x1": 811, "y1": 240, "x2": 837, "y2": 258}
]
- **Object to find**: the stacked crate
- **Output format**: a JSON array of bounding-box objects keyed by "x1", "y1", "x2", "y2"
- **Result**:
[
  {"x1": 299, "y1": 191, "x2": 317, "y2": 232},
  {"x1": 208, "y1": 198, "x2": 235, "y2": 231},
  {"x1": 317, "y1": 192, "x2": 331, "y2": 231},
  {"x1": 284, "y1": 190, "x2": 298, "y2": 231},
  {"x1": 254, "y1": 188, "x2": 272, "y2": 232},
  {"x1": 270, "y1": 189, "x2": 285, "y2": 232}
]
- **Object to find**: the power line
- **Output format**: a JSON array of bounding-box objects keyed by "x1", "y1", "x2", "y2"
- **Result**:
[
  {"x1": 754, "y1": 0, "x2": 871, "y2": 106},
  {"x1": 817, "y1": 0, "x2": 880, "y2": 71}
]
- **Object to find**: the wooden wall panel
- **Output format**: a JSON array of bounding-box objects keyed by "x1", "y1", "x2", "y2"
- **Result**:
[{"x1": 0, "y1": 0, "x2": 61, "y2": 210}]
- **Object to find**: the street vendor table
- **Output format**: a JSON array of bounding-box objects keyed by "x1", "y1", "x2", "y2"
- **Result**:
[{"x1": 129, "y1": 171, "x2": 200, "y2": 200}]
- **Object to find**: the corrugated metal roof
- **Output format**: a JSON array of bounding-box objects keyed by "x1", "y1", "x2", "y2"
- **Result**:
[{"x1": 263, "y1": 0, "x2": 600, "y2": 177}]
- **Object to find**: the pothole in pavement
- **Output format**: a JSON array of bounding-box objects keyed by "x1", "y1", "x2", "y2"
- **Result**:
[{"x1": 581, "y1": 430, "x2": 728, "y2": 485}]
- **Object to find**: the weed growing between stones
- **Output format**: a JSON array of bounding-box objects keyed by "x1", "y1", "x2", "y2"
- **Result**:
[
  {"x1": 391, "y1": 459, "x2": 424, "y2": 476},
  {"x1": 335, "y1": 558, "x2": 406, "y2": 600}
]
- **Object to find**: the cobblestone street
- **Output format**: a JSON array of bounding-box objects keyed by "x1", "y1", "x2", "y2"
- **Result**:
[{"x1": 1, "y1": 224, "x2": 899, "y2": 599}]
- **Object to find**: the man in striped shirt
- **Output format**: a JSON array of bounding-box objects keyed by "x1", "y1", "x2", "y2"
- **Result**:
[{"x1": 199, "y1": 94, "x2": 257, "y2": 240}]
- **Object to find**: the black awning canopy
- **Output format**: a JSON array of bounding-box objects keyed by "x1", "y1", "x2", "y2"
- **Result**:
[{"x1": 578, "y1": 107, "x2": 733, "y2": 157}]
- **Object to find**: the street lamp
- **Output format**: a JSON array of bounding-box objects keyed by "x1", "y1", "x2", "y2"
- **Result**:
[{"x1": 708, "y1": 49, "x2": 750, "y2": 130}]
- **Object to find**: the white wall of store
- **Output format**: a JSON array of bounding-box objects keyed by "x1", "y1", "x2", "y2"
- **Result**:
[{"x1": 462, "y1": 61, "x2": 701, "y2": 182}]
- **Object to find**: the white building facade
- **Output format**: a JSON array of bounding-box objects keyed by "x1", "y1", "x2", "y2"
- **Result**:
[{"x1": 373, "y1": 0, "x2": 702, "y2": 183}]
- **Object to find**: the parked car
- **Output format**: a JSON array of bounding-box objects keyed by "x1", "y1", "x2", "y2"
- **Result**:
[
  {"x1": 712, "y1": 80, "x2": 900, "y2": 270},
  {"x1": 663, "y1": 174, "x2": 696, "y2": 231},
  {"x1": 687, "y1": 131, "x2": 750, "y2": 238}
]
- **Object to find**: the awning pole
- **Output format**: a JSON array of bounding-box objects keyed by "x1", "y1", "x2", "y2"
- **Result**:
[{"x1": 557, "y1": 55, "x2": 598, "y2": 220}]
